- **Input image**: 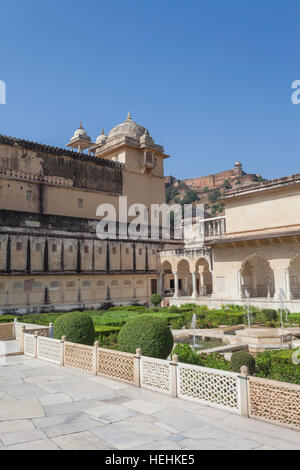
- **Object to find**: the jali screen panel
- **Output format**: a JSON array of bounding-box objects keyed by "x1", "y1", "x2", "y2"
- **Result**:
[
  {"x1": 177, "y1": 362, "x2": 241, "y2": 412},
  {"x1": 248, "y1": 376, "x2": 300, "y2": 430},
  {"x1": 64, "y1": 342, "x2": 93, "y2": 372},
  {"x1": 0, "y1": 323, "x2": 14, "y2": 341},
  {"x1": 140, "y1": 356, "x2": 172, "y2": 395},
  {"x1": 24, "y1": 334, "x2": 36, "y2": 357},
  {"x1": 37, "y1": 337, "x2": 63, "y2": 365},
  {"x1": 97, "y1": 348, "x2": 135, "y2": 384}
]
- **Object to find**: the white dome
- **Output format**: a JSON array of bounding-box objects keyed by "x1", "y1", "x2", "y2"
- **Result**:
[
  {"x1": 72, "y1": 122, "x2": 91, "y2": 141},
  {"x1": 96, "y1": 129, "x2": 107, "y2": 144},
  {"x1": 108, "y1": 112, "x2": 148, "y2": 140}
]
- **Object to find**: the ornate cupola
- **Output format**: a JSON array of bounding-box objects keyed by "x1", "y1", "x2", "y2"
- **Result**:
[
  {"x1": 67, "y1": 122, "x2": 92, "y2": 153},
  {"x1": 95, "y1": 129, "x2": 107, "y2": 146}
]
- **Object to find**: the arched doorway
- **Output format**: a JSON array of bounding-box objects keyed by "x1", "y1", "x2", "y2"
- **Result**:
[
  {"x1": 195, "y1": 258, "x2": 213, "y2": 296},
  {"x1": 241, "y1": 254, "x2": 275, "y2": 298},
  {"x1": 160, "y1": 260, "x2": 174, "y2": 297},
  {"x1": 177, "y1": 259, "x2": 192, "y2": 297},
  {"x1": 289, "y1": 254, "x2": 300, "y2": 299}
]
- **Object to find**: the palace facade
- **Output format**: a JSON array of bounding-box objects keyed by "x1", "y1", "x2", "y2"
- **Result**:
[
  {"x1": 1, "y1": 112, "x2": 300, "y2": 314},
  {"x1": 161, "y1": 174, "x2": 300, "y2": 313},
  {"x1": 0, "y1": 113, "x2": 178, "y2": 313}
]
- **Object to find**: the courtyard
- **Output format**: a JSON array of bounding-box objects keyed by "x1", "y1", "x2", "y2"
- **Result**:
[{"x1": 0, "y1": 354, "x2": 299, "y2": 451}]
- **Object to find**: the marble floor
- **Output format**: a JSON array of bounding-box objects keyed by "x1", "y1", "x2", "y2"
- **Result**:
[{"x1": 0, "y1": 355, "x2": 299, "y2": 450}]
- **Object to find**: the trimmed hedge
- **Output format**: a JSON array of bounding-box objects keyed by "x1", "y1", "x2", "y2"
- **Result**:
[
  {"x1": 172, "y1": 344, "x2": 231, "y2": 371},
  {"x1": 288, "y1": 313, "x2": 300, "y2": 325},
  {"x1": 0, "y1": 315, "x2": 19, "y2": 323},
  {"x1": 54, "y1": 312, "x2": 95, "y2": 345},
  {"x1": 255, "y1": 349, "x2": 300, "y2": 384},
  {"x1": 231, "y1": 351, "x2": 256, "y2": 375},
  {"x1": 205, "y1": 310, "x2": 244, "y2": 327},
  {"x1": 118, "y1": 315, "x2": 173, "y2": 359}
]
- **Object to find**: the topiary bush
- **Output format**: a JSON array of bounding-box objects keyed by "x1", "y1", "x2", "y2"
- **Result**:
[
  {"x1": 118, "y1": 315, "x2": 173, "y2": 359},
  {"x1": 54, "y1": 312, "x2": 95, "y2": 345},
  {"x1": 231, "y1": 351, "x2": 256, "y2": 375},
  {"x1": 150, "y1": 294, "x2": 162, "y2": 307}
]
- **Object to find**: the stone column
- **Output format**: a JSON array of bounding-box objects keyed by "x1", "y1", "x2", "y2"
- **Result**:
[
  {"x1": 134, "y1": 348, "x2": 142, "y2": 387},
  {"x1": 20, "y1": 326, "x2": 26, "y2": 354},
  {"x1": 237, "y1": 271, "x2": 243, "y2": 299},
  {"x1": 93, "y1": 341, "x2": 99, "y2": 376},
  {"x1": 158, "y1": 273, "x2": 163, "y2": 297},
  {"x1": 285, "y1": 269, "x2": 291, "y2": 301},
  {"x1": 238, "y1": 366, "x2": 249, "y2": 417},
  {"x1": 192, "y1": 272, "x2": 198, "y2": 299},
  {"x1": 199, "y1": 268, "x2": 205, "y2": 296},
  {"x1": 174, "y1": 272, "x2": 179, "y2": 298},
  {"x1": 170, "y1": 355, "x2": 179, "y2": 397}
]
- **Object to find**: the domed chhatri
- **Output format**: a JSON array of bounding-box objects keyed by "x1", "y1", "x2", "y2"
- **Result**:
[
  {"x1": 96, "y1": 129, "x2": 107, "y2": 145},
  {"x1": 67, "y1": 122, "x2": 92, "y2": 153},
  {"x1": 71, "y1": 122, "x2": 91, "y2": 142},
  {"x1": 107, "y1": 111, "x2": 149, "y2": 140}
]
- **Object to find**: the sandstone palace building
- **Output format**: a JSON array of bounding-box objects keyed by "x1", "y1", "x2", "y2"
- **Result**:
[{"x1": 1, "y1": 112, "x2": 300, "y2": 313}]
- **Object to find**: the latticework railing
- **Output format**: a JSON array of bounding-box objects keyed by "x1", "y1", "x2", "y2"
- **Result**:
[
  {"x1": 64, "y1": 342, "x2": 93, "y2": 372},
  {"x1": 141, "y1": 356, "x2": 172, "y2": 394},
  {"x1": 37, "y1": 337, "x2": 63, "y2": 365},
  {"x1": 177, "y1": 363, "x2": 240, "y2": 412},
  {"x1": 15, "y1": 322, "x2": 49, "y2": 340},
  {"x1": 0, "y1": 323, "x2": 14, "y2": 341},
  {"x1": 97, "y1": 348, "x2": 135, "y2": 384},
  {"x1": 24, "y1": 334, "x2": 36, "y2": 357},
  {"x1": 248, "y1": 376, "x2": 300, "y2": 430}
]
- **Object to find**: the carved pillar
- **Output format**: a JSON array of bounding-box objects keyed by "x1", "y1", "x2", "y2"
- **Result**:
[
  {"x1": 199, "y1": 268, "x2": 205, "y2": 296},
  {"x1": 76, "y1": 240, "x2": 81, "y2": 273},
  {"x1": 60, "y1": 238, "x2": 64, "y2": 272},
  {"x1": 237, "y1": 271, "x2": 243, "y2": 299},
  {"x1": 173, "y1": 272, "x2": 179, "y2": 298},
  {"x1": 6, "y1": 235, "x2": 11, "y2": 274},
  {"x1": 158, "y1": 273, "x2": 163, "y2": 296},
  {"x1": 285, "y1": 269, "x2": 291, "y2": 301},
  {"x1": 26, "y1": 237, "x2": 31, "y2": 274},
  {"x1": 192, "y1": 271, "x2": 198, "y2": 299}
]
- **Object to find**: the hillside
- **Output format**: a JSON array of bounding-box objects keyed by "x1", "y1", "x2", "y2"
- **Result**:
[{"x1": 165, "y1": 162, "x2": 266, "y2": 217}]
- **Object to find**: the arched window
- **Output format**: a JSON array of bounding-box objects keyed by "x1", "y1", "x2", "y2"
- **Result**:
[{"x1": 50, "y1": 281, "x2": 60, "y2": 291}]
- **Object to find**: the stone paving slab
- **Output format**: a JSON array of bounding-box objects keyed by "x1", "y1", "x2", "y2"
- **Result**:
[
  {"x1": 0, "y1": 355, "x2": 299, "y2": 450},
  {"x1": 52, "y1": 431, "x2": 113, "y2": 450}
]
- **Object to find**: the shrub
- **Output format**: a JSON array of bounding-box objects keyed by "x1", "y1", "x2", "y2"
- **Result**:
[
  {"x1": 194, "y1": 305, "x2": 209, "y2": 315},
  {"x1": 221, "y1": 304, "x2": 244, "y2": 313},
  {"x1": 254, "y1": 309, "x2": 277, "y2": 325},
  {"x1": 256, "y1": 350, "x2": 300, "y2": 384},
  {"x1": 172, "y1": 344, "x2": 231, "y2": 370},
  {"x1": 172, "y1": 344, "x2": 201, "y2": 365},
  {"x1": 118, "y1": 316, "x2": 173, "y2": 359},
  {"x1": 108, "y1": 305, "x2": 146, "y2": 312},
  {"x1": 97, "y1": 333, "x2": 119, "y2": 350},
  {"x1": 0, "y1": 315, "x2": 19, "y2": 323},
  {"x1": 169, "y1": 305, "x2": 179, "y2": 313},
  {"x1": 288, "y1": 313, "x2": 300, "y2": 325},
  {"x1": 199, "y1": 352, "x2": 231, "y2": 371},
  {"x1": 17, "y1": 313, "x2": 61, "y2": 326},
  {"x1": 150, "y1": 294, "x2": 162, "y2": 307},
  {"x1": 231, "y1": 351, "x2": 256, "y2": 375},
  {"x1": 205, "y1": 310, "x2": 244, "y2": 327},
  {"x1": 54, "y1": 312, "x2": 95, "y2": 345},
  {"x1": 169, "y1": 317, "x2": 185, "y2": 330},
  {"x1": 179, "y1": 303, "x2": 197, "y2": 311}
]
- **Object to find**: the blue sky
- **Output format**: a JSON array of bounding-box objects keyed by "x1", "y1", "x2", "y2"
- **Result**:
[{"x1": 0, "y1": 0, "x2": 299, "y2": 180}]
